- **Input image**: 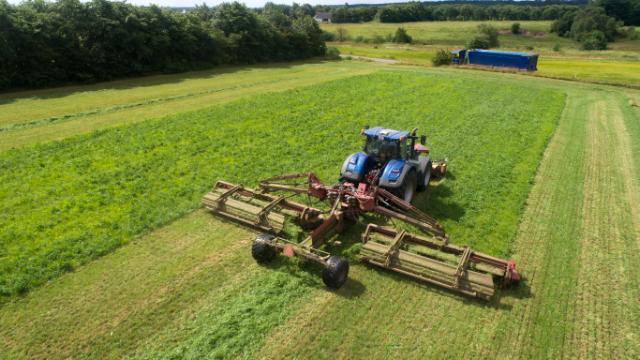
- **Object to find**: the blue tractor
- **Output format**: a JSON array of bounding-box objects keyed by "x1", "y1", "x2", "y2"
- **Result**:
[
  {"x1": 340, "y1": 126, "x2": 446, "y2": 203},
  {"x1": 204, "y1": 126, "x2": 523, "y2": 300}
]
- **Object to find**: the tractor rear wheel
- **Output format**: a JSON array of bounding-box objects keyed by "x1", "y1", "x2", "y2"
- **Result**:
[
  {"x1": 322, "y1": 256, "x2": 349, "y2": 289},
  {"x1": 252, "y1": 233, "x2": 276, "y2": 264}
]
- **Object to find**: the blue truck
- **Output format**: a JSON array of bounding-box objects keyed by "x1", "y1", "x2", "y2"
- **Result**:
[{"x1": 451, "y1": 49, "x2": 538, "y2": 71}]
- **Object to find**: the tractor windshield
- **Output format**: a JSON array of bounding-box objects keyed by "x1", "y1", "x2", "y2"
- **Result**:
[{"x1": 364, "y1": 137, "x2": 398, "y2": 161}]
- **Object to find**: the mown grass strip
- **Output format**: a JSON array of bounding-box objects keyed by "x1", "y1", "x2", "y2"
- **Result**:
[
  {"x1": 488, "y1": 90, "x2": 589, "y2": 358},
  {"x1": 0, "y1": 63, "x2": 376, "y2": 152},
  {"x1": 0, "y1": 76, "x2": 308, "y2": 132},
  {"x1": 134, "y1": 260, "x2": 323, "y2": 360},
  {"x1": 0, "y1": 211, "x2": 256, "y2": 359}
]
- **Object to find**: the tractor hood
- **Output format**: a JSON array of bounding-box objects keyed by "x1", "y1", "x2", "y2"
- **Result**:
[
  {"x1": 340, "y1": 152, "x2": 369, "y2": 182},
  {"x1": 379, "y1": 159, "x2": 408, "y2": 188}
]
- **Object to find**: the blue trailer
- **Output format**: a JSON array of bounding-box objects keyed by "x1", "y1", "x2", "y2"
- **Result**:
[{"x1": 451, "y1": 49, "x2": 538, "y2": 71}]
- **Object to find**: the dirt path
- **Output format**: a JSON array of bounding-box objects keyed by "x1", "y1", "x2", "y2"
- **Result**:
[{"x1": 341, "y1": 55, "x2": 400, "y2": 64}]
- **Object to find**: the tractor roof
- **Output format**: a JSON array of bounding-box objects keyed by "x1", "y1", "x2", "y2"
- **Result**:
[{"x1": 363, "y1": 127, "x2": 409, "y2": 141}]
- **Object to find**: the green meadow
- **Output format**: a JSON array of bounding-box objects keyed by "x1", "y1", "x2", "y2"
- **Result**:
[
  {"x1": 323, "y1": 20, "x2": 640, "y2": 87},
  {"x1": 0, "y1": 58, "x2": 639, "y2": 359}
]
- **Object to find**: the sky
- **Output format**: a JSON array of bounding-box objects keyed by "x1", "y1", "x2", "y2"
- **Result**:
[{"x1": 7, "y1": 0, "x2": 413, "y2": 8}]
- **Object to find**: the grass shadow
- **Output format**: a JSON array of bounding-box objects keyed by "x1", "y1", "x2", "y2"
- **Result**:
[
  {"x1": 414, "y1": 171, "x2": 465, "y2": 222},
  {"x1": 0, "y1": 59, "x2": 335, "y2": 105},
  {"x1": 370, "y1": 265, "x2": 515, "y2": 310},
  {"x1": 261, "y1": 256, "x2": 367, "y2": 299},
  {"x1": 499, "y1": 276, "x2": 533, "y2": 301}
]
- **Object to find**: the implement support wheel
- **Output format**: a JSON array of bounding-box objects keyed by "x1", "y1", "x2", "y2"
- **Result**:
[
  {"x1": 322, "y1": 256, "x2": 349, "y2": 289},
  {"x1": 252, "y1": 233, "x2": 277, "y2": 264}
]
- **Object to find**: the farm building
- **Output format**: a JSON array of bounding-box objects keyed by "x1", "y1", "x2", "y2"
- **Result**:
[{"x1": 314, "y1": 12, "x2": 332, "y2": 23}]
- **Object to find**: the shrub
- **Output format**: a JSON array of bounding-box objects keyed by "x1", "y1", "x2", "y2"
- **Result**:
[
  {"x1": 579, "y1": 30, "x2": 608, "y2": 50},
  {"x1": 623, "y1": 26, "x2": 638, "y2": 40},
  {"x1": 354, "y1": 35, "x2": 365, "y2": 43},
  {"x1": 525, "y1": 45, "x2": 535, "y2": 50},
  {"x1": 393, "y1": 27, "x2": 412, "y2": 43},
  {"x1": 511, "y1": 22, "x2": 521, "y2": 34},
  {"x1": 432, "y1": 49, "x2": 451, "y2": 66},
  {"x1": 372, "y1": 35, "x2": 386, "y2": 44},
  {"x1": 552, "y1": 5, "x2": 621, "y2": 51},
  {"x1": 570, "y1": 6, "x2": 620, "y2": 42},
  {"x1": 478, "y1": 24, "x2": 500, "y2": 47},
  {"x1": 325, "y1": 47, "x2": 341, "y2": 60},
  {"x1": 551, "y1": 10, "x2": 578, "y2": 37},
  {"x1": 467, "y1": 36, "x2": 491, "y2": 49},
  {"x1": 336, "y1": 27, "x2": 349, "y2": 42},
  {"x1": 321, "y1": 31, "x2": 336, "y2": 41},
  {"x1": 553, "y1": 43, "x2": 561, "y2": 51}
]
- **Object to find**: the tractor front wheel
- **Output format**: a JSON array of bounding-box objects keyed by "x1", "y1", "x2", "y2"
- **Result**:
[
  {"x1": 322, "y1": 256, "x2": 349, "y2": 289},
  {"x1": 252, "y1": 233, "x2": 277, "y2": 264},
  {"x1": 400, "y1": 170, "x2": 417, "y2": 203},
  {"x1": 417, "y1": 162, "x2": 431, "y2": 192}
]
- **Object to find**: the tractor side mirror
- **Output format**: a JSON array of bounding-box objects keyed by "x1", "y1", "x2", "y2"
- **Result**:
[{"x1": 420, "y1": 135, "x2": 426, "y2": 145}]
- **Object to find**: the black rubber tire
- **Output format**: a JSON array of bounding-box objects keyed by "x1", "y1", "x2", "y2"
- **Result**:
[
  {"x1": 322, "y1": 256, "x2": 349, "y2": 289},
  {"x1": 400, "y1": 170, "x2": 417, "y2": 203},
  {"x1": 417, "y1": 162, "x2": 432, "y2": 192},
  {"x1": 251, "y1": 233, "x2": 276, "y2": 264}
]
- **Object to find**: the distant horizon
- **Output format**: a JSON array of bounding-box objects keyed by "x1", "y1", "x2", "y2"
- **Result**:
[
  {"x1": 4, "y1": 0, "x2": 586, "y2": 9},
  {"x1": 6, "y1": 0, "x2": 417, "y2": 8}
]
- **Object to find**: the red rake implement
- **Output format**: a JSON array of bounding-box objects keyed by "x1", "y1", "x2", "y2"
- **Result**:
[{"x1": 202, "y1": 172, "x2": 520, "y2": 301}]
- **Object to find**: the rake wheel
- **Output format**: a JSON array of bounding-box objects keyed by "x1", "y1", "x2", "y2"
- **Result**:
[
  {"x1": 322, "y1": 255, "x2": 349, "y2": 289},
  {"x1": 252, "y1": 233, "x2": 277, "y2": 264}
]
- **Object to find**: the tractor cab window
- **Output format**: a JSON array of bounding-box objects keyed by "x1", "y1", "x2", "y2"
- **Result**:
[
  {"x1": 400, "y1": 139, "x2": 410, "y2": 159},
  {"x1": 364, "y1": 137, "x2": 398, "y2": 162}
]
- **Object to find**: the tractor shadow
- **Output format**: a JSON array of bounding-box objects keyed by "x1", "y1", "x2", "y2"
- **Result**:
[{"x1": 414, "y1": 172, "x2": 465, "y2": 222}]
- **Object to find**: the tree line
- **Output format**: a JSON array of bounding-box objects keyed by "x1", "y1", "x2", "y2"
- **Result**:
[
  {"x1": 597, "y1": 0, "x2": 640, "y2": 26},
  {"x1": 551, "y1": 3, "x2": 636, "y2": 50},
  {"x1": 0, "y1": 0, "x2": 325, "y2": 90},
  {"x1": 329, "y1": 3, "x2": 583, "y2": 24},
  {"x1": 325, "y1": 0, "x2": 640, "y2": 26}
]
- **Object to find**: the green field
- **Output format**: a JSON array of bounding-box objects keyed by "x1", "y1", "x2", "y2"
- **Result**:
[
  {"x1": 0, "y1": 71, "x2": 563, "y2": 297},
  {"x1": 323, "y1": 20, "x2": 553, "y2": 46},
  {"x1": 0, "y1": 61, "x2": 376, "y2": 151},
  {"x1": 0, "y1": 59, "x2": 639, "y2": 359},
  {"x1": 322, "y1": 20, "x2": 640, "y2": 55},
  {"x1": 324, "y1": 20, "x2": 640, "y2": 87}
]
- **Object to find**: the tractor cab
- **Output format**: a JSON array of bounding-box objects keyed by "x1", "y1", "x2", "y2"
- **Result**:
[
  {"x1": 364, "y1": 131, "x2": 403, "y2": 162},
  {"x1": 451, "y1": 49, "x2": 467, "y2": 65},
  {"x1": 340, "y1": 126, "x2": 433, "y2": 203}
]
